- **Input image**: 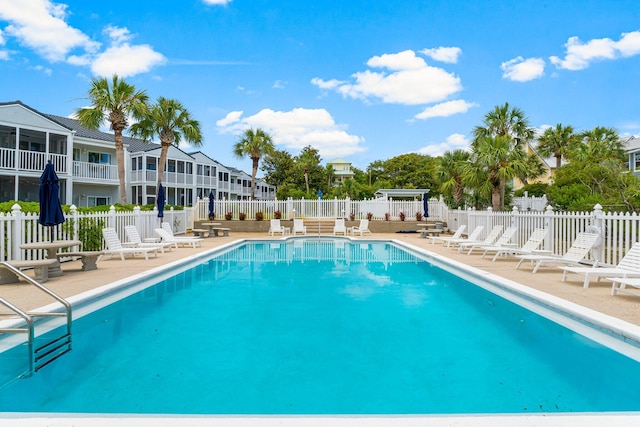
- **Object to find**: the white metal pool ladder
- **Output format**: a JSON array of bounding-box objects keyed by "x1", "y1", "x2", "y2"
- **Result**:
[{"x1": 0, "y1": 262, "x2": 72, "y2": 378}]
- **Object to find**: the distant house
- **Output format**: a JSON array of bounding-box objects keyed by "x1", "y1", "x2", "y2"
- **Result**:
[
  {"x1": 626, "y1": 136, "x2": 640, "y2": 178},
  {"x1": 512, "y1": 142, "x2": 555, "y2": 190},
  {"x1": 327, "y1": 158, "x2": 354, "y2": 185}
]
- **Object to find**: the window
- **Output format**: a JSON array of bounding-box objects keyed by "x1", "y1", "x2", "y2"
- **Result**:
[
  {"x1": 146, "y1": 157, "x2": 157, "y2": 171},
  {"x1": 18, "y1": 129, "x2": 46, "y2": 152},
  {"x1": 634, "y1": 153, "x2": 640, "y2": 171},
  {"x1": 0, "y1": 125, "x2": 17, "y2": 149},
  {"x1": 177, "y1": 161, "x2": 185, "y2": 174},
  {"x1": 49, "y1": 133, "x2": 67, "y2": 154},
  {"x1": 73, "y1": 148, "x2": 80, "y2": 161},
  {"x1": 88, "y1": 152, "x2": 110, "y2": 164},
  {"x1": 197, "y1": 164, "x2": 203, "y2": 175},
  {"x1": 168, "y1": 159, "x2": 176, "y2": 173},
  {"x1": 87, "y1": 196, "x2": 110, "y2": 207},
  {"x1": 186, "y1": 162, "x2": 192, "y2": 174}
]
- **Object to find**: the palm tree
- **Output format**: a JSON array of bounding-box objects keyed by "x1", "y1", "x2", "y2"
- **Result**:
[
  {"x1": 129, "y1": 97, "x2": 203, "y2": 206},
  {"x1": 437, "y1": 149, "x2": 470, "y2": 208},
  {"x1": 537, "y1": 124, "x2": 579, "y2": 170},
  {"x1": 76, "y1": 75, "x2": 149, "y2": 204},
  {"x1": 569, "y1": 126, "x2": 625, "y2": 163},
  {"x1": 464, "y1": 135, "x2": 529, "y2": 210},
  {"x1": 472, "y1": 102, "x2": 535, "y2": 208},
  {"x1": 233, "y1": 128, "x2": 275, "y2": 200},
  {"x1": 296, "y1": 146, "x2": 321, "y2": 194}
]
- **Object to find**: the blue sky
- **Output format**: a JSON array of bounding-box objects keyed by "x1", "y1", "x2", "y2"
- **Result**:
[{"x1": 1, "y1": 0, "x2": 639, "y2": 174}]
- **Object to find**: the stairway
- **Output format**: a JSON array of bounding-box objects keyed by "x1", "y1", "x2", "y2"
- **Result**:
[{"x1": 298, "y1": 218, "x2": 338, "y2": 235}]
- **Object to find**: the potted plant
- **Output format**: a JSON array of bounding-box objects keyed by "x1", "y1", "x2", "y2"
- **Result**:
[
  {"x1": 274, "y1": 210, "x2": 282, "y2": 219},
  {"x1": 349, "y1": 212, "x2": 356, "y2": 221},
  {"x1": 384, "y1": 212, "x2": 390, "y2": 221},
  {"x1": 239, "y1": 212, "x2": 246, "y2": 220},
  {"x1": 255, "y1": 211, "x2": 264, "y2": 221},
  {"x1": 225, "y1": 212, "x2": 233, "y2": 220},
  {"x1": 367, "y1": 212, "x2": 373, "y2": 221},
  {"x1": 415, "y1": 212, "x2": 423, "y2": 221},
  {"x1": 399, "y1": 211, "x2": 406, "y2": 221}
]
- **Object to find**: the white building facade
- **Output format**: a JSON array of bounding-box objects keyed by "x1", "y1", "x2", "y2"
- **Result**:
[{"x1": 0, "y1": 101, "x2": 275, "y2": 206}]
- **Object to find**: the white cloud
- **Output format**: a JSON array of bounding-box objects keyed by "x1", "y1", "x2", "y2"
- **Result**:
[
  {"x1": 0, "y1": 2, "x2": 165, "y2": 77},
  {"x1": 0, "y1": 28, "x2": 5, "y2": 45},
  {"x1": 550, "y1": 30, "x2": 640, "y2": 70},
  {"x1": 312, "y1": 49, "x2": 462, "y2": 105},
  {"x1": 414, "y1": 100, "x2": 476, "y2": 120},
  {"x1": 30, "y1": 64, "x2": 52, "y2": 75},
  {"x1": 216, "y1": 108, "x2": 366, "y2": 158},
  {"x1": 501, "y1": 56, "x2": 545, "y2": 82},
  {"x1": 420, "y1": 47, "x2": 462, "y2": 64},
  {"x1": 416, "y1": 133, "x2": 470, "y2": 157},
  {"x1": 0, "y1": 0, "x2": 100, "y2": 62},
  {"x1": 272, "y1": 80, "x2": 287, "y2": 89},
  {"x1": 202, "y1": 0, "x2": 232, "y2": 5},
  {"x1": 0, "y1": 50, "x2": 8, "y2": 60}
]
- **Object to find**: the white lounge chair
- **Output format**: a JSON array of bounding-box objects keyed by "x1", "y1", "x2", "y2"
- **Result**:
[
  {"x1": 462, "y1": 226, "x2": 517, "y2": 255},
  {"x1": 457, "y1": 225, "x2": 505, "y2": 253},
  {"x1": 481, "y1": 228, "x2": 548, "y2": 262},
  {"x1": 444, "y1": 226, "x2": 484, "y2": 249},
  {"x1": 516, "y1": 232, "x2": 600, "y2": 273},
  {"x1": 125, "y1": 225, "x2": 174, "y2": 253},
  {"x1": 333, "y1": 218, "x2": 347, "y2": 235},
  {"x1": 429, "y1": 225, "x2": 466, "y2": 245},
  {"x1": 560, "y1": 241, "x2": 640, "y2": 288},
  {"x1": 350, "y1": 219, "x2": 371, "y2": 236},
  {"x1": 269, "y1": 219, "x2": 287, "y2": 236},
  {"x1": 102, "y1": 227, "x2": 158, "y2": 261},
  {"x1": 609, "y1": 276, "x2": 640, "y2": 297},
  {"x1": 292, "y1": 219, "x2": 307, "y2": 235},
  {"x1": 154, "y1": 228, "x2": 202, "y2": 248}
]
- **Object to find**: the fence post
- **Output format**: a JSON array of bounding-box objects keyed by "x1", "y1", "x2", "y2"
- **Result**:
[
  {"x1": 109, "y1": 205, "x2": 116, "y2": 229},
  {"x1": 69, "y1": 204, "x2": 79, "y2": 241},
  {"x1": 11, "y1": 203, "x2": 23, "y2": 261},
  {"x1": 592, "y1": 203, "x2": 604, "y2": 263},
  {"x1": 544, "y1": 205, "x2": 554, "y2": 252}
]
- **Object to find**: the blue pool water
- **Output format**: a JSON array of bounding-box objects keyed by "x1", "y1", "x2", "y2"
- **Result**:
[{"x1": 1, "y1": 238, "x2": 640, "y2": 414}]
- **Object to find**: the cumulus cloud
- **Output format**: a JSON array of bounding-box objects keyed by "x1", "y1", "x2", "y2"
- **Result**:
[
  {"x1": 501, "y1": 56, "x2": 545, "y2": 82},
  {"x1": 216, "y1": 108, "x2": 366, "y2": 158},
  {"x1": 550, "y1": 30, "x2": 640, "y2": 70},
  {"x1": 0, "y1": 1, "x2": 165, "y2": 77},
  {"x1": 420, "y1": 47, "x2": 462, "y2": 63},
  {"x1": 202, "y1": 0, "x2": 232, "y2": 5},
  {"x1": 0, "y1": 0, "x2": 100, "y2": 62},
  {"x1": 312, "y1": 49, "x2": 462, "y2": 105},
  {"x1": 414, "y1": 100, "x2": 476, "y2": 120},
  {"x1": 416, "y1": 133, "x2": 470, "y2": 157}
]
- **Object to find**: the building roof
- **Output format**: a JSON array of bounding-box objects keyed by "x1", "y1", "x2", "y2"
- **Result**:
[{"x1": 374, "y1": 189, "x2": 430, "y2": 199}]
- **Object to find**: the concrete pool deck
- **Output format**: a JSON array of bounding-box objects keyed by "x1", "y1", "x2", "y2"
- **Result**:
[{"x1": 2, "y1": 231, "x2": 640, "y2": 326}]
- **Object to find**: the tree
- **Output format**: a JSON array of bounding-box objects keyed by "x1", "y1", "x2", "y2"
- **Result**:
[
  {"x1": 76, "y1": 74, "x2": 149, "y2": 204},
  {"x1": 379, "y1": 153, "x2": 437, "y2": 189},
  {"x1": 261, "y1": 149, "x2": 296, "y2": 187},
  {"x1": 129, "y1": 97, "x2": 203, "y2": 204},
  {"x1": 437, "y1": 149, "x2": 470, "y2": 208},
  {"x1": 464, "y1": 134, "x2": 529, "y2": 210},
  {"x1": 537, "y1": 124, "x2": 579, "y2": 170},
  {"x1": 233, "y1": 128, "x2": 275, "y2": 200},
  {"x1": 472, "y1": 103, "x2": 535, "y2": 208},
  {"x1": 295, "y1": 145, "x2": 323, "y2": 195}
]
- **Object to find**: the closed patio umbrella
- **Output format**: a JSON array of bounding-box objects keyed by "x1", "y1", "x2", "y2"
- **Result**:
[
  {"x1": 38, "y1": 161, "x2": 65, "y2": 236},
  {"x1": 157, "y1": 183, "x2": 165, "y2": 218},
  {"x1": 208, "y1": 190, "x2": 215, "y2": 220},
  {"x1": 423, "y1": 193, "x2": 429, "y2": 218}
]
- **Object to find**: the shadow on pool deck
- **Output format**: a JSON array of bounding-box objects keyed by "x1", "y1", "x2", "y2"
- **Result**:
[{"x1": 1, "y1": 231, "x2": 640, "y2": 326}]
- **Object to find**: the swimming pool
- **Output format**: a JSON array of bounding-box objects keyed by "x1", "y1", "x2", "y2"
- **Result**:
[{"x1": 2, "y1": 238, "x2": 640, "y2": 415}]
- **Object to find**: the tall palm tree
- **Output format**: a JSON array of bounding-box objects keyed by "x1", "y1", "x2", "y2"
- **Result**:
[
  {"x1": 472, "y1": 102, "x2": 535, "y2": 208},
  {"x1": 76, "y1": 75, "x2": 149, "y2": 204},
  {"x1": 569, "y1": 126, "x2": 624, "y2": 163},
  {"x1": 129, "y1": 97, "x2": 203, "y2": 206},
  {"x1": 296, "y1": 146, "x2": 321, "y2": 194},
  {"x1": 537, "y1": 123, "x2": 579, "y2": 170},
  {"x1": 464, "y1": 135, "x2": 529, "y2": 210},
  {"x1": 437, "y1": 149, "x2": 470, "y2": 208},
  {"x1": 233, "y1": 128, "x2": 275, "y2": 200}
]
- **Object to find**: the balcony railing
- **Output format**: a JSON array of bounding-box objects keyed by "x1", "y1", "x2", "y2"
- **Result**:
[
  {"x1": 0, "y1": 149, "x2": 68, "y2": 173},
  {"x1": 72, "y1": 161, "x2": 118, "y2": 181}
]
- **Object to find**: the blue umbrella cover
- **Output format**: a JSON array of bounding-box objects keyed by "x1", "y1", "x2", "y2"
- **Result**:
[
  {"x1": 423, "y1": 193, "x2": 429, "y2": 218},
  {"x1": 157, "y1": 183, "x2": 165, "y2": 218},
  {"x1": 208, "y1": 190, "x2": 215, "y2": 220},
  {"x1": 38, "y1": 161, "x2": 65, "y2": 227}
]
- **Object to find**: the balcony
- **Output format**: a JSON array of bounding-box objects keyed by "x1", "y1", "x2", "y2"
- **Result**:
[
  {"x1": 72, "y1": 161, "x2": 118, "y2": 182},
  {"x1": 0, "y1": 148, "x2": 68, "y2": 173}
]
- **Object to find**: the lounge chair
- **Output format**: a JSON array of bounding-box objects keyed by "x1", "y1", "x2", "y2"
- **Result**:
[
  {"x1": 429, "y1": 225, "x2": 466, "y2": 245},
  {"x1": 350, "y1": 219, "x2": 371, "y2": 236},
  {"x1": 269, "y1": 219, "x2": 287, "y2": 236},
  {"x1": 333, "y1": 218, "x2": 347, "y2": 235},
  {"x1": 515, "y1": 232, "x2": 600, "y2": 273},
  {"x1": 443, "y1": 226, "x2": 484, "y2": 249},
  {"x1": 481, "y1": 228, "x2": 548, "y2": 262},
  {"x1": 560, "y1": 241, "x2": 640, "y2": 288},
  {"x1": 102, "y1": 227, "x2": 158, "y2": 261},
  {"x1": 292, "y1": 219, "x2": 307, "y2": 235},
  {"x1": 462, "y1": 226, "x2": 517, "y2": 255},
  {"x1": 154, "y1": 228, "x2": 202, "y2": 248},
  {"x1": 125, "y1": 225, "x2": 175, "y2": 253},
  {"x1": 609, "y1": 276, "x2": 640, "y2": 297},
  {"x1": 457, "y1": 225, "x2": 506, "y2": 253}
]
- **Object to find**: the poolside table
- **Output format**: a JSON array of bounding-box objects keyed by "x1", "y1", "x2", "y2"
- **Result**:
[
  {"x1": 20, "y1": 239, "x2": 83, "y2": 277},
  {"x1": 200, "y1": 222, "x2": 222, "y2": 237}
]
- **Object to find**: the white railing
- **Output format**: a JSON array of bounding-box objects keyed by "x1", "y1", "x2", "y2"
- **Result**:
[
  {"x1": 0, "y1": 204, "x2": 188, "y2": 262},
  {"x1": 513, "y1": 195, "x2": 548, "y2": 211},
  {"x1": 0, "y1": 150, "x2": 68, "y2": 174},
  {"x1": 73, "y1": 161, "x2": 118, "y2": 181}
]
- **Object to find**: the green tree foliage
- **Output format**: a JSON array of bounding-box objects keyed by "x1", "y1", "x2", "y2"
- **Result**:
[
  {"x1": 537, "y1": 123, "x2": 579, "y2": 170},
  {"x1": 294, "y1": 146, "x2": 325, "y2": 196},
  {"x1": 261, "y1": 149, "x2": 296, "y2": 187},
  {"x1": 76, "y1": 75, "x2": 149, "y2": 204},
  {"x1": 377, "y1": 153, "x2": 437, "y2": 190},
  {"x1": 513, "y1": 183, "x2": 549, "y2": 197},
  {"x1": 437, "y1": 149, "x2": 470, "y2": 208},
  {"x1": 233, "y1": 128, "x2": 275, "y2": 200}
]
